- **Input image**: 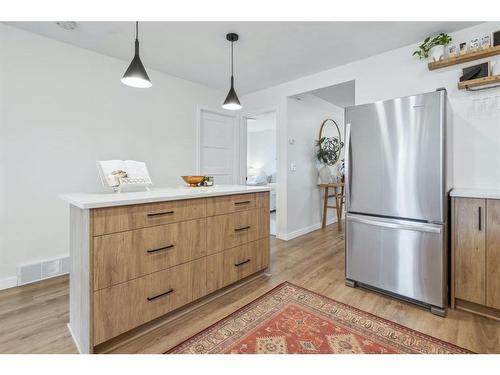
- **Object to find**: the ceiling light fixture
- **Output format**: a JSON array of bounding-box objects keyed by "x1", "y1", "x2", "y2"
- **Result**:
[
  {"x1": 222, "y1": 33, "x2": 242, "y2": 110},
  {"x1": 121, "y1": 21, "x2": 152, "y2": 88}
]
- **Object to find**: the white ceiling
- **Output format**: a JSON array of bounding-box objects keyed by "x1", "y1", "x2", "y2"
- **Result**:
[
  {"x1": 310, "y1": 80, "x2": 356, "y2": 108},
  {"x1": 6, "y1": 22, "x2": 480, "y2": 94},
  {"x1": 247, "y1": 111, "x2": 276, "y2": 133}
]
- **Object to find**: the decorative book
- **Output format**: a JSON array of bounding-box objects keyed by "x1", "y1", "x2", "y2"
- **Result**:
[{"x1": 97, "y1": 160, "x2": 152, "y2": 192}]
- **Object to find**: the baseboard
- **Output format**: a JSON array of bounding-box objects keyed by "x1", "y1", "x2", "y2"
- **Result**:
[
  {"x1": 0, "y1": 272, "x2": 70, "y2": 292},
  {"x1": 278, "y1": 216, "x2": 341, "y2": 241},
  {"x1": 455, "y1": 299, "x2": 500, "y2": 322},
  {"x1": 67, "y1": 323, "x2": 83, "y2": 354},
  {"x1": 0, "y1": 276, "x2": 17, "y2": 291}
]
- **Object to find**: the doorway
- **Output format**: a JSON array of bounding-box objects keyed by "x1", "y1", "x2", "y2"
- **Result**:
[
  {"x1": 244, "y1": 111, "x2": 277, "y2": 235},
  {"x1": 285, "y1": 80, "x2": 354, "y2": 235}
]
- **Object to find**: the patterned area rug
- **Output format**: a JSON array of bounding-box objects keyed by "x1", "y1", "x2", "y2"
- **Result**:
[{"x1": 168, "y1": 282, "x2": 471, "y2": 354}]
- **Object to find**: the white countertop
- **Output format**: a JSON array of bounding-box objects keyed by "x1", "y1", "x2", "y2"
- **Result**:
[
  {"x1": 450, "y1": 188, "x2": 500, "y2": 200},
  {"x1": 60, "y1": 185, "x2": 271, "y2": 209}
]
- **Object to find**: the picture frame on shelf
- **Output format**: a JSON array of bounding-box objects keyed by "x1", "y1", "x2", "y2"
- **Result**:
[
  {"x1": 470, "y1": 38, "x2": 480, "y2": 51},
  {"x1": 493, "y1": 30, "x2": 500, "y2": 47},
  {"x1": 459, "y1": 42, "x2": 468, "y2": 54},
  {"x1": 448, "y1": 44, "x2": 458, "y2": 57},
  {"x1": 481, "y1": 35, "x2": 491, "y2": 49}
]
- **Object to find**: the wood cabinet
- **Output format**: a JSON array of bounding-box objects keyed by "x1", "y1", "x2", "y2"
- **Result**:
[
  {"x1": 452, "y1": 197, "x2": 500, "y2": 320},
  {"x1": 454, "y1": 198, "x2": 486, "y2": 305},
  {"x1": 69, "y1": 191, "x2": 270, "y2": 352},
  {"x1": 487, "y1": 199, "x2": 500, "y2": 310}
]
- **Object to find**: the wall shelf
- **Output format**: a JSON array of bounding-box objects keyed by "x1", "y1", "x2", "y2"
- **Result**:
[
  {"x1": 458, "y1": 75, "x2": 500, "y2": 91},
  {"x1": 428, "y1": 45, "x2": 500, "y2": 71}
]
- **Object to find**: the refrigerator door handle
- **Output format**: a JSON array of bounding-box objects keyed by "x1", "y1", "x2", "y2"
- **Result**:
[
  {"x1": 348, "y1": 215, "x2": 442, "y2": 234},
  {"x1": 345, "y1": 123, "x2": 351, "y2": 209}
]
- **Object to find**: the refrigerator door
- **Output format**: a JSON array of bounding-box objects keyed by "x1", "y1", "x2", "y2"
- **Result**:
[
  {"x1": 345, "y1": 91, "x2": 445, "y2": 222},
  {"x1": 346, "y1": 213, "x2": 445, "y2": 308}
]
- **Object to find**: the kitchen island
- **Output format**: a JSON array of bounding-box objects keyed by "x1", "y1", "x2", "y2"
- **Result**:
[{"x1": 61, "y1": 185, "x2": 271, "y2": 353}]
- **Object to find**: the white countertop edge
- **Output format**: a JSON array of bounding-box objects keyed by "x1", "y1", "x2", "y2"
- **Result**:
[
  {"x1": 450, "y1": 188, "x2": 500, "y2": 200},
  {"x1": 60, "y1": 185, "x2": 271, "y2": 209}
]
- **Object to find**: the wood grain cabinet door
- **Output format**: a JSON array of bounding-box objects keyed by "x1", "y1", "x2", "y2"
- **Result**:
[
  {"x1": 487, "y1": 199, "x2": 500, "y2": 309},
  {"x1": 454, "y1": 198, "x2": 486, "y2": 305}
]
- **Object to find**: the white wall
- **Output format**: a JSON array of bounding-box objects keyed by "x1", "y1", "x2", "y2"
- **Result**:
[
  {"x1": 0, "y1": 24, "x2": 226, "y2": 287},
  {"x1": 247, "y1": 129, "x2": 276, "y2": 176},
  {"x1": 241, "y1": 22, "x2": 500, "y2": 238},
  {"x1": 286, "y1": 95, "x2": 344, "y2": 237}
]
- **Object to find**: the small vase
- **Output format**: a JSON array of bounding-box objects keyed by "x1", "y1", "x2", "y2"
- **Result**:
[
  {"x1": 429, "y1": 45, "x2": 445, "y2": 62},
  {"x1": 318, "y1": 165, "x2": 332, "y2": 184}
]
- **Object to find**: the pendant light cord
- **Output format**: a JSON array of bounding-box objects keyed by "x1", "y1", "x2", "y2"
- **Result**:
[
  {"x1": 134, "y1": 21, "x2": 139, "y2": 56},
  {"x1": 231, "y1": 40, "x2": 234, "y2": 77}
]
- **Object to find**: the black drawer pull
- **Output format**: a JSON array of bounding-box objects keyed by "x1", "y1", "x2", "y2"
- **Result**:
[
  {"x1": 234, "y1": 259, "x2": 251, "y2": 267},
  {"x1": 234, "y1": 225, "x2": 251, "y2": 232},
  {"x1": 147, "y1": 288, "x2": 174, "y2": 301},
  {"x1": 147, "y1": 211, "x2": 174, "y2": 217},
  {"x1": 478, "y1": 206, "x2": 482, "y2": 231},
  {"x1": 234, "y1": 201, "x2": 251, "y2": 205},
  {"x1": 147, "y1": 244, "x2": 175, "y2": 254}
]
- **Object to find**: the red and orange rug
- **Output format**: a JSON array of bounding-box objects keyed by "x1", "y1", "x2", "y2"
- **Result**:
[{"x1": 168, "y1": 282, "x2": 471, "y2": 354}]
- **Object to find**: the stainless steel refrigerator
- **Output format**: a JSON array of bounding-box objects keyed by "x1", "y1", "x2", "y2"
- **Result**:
[{"x1": 344, "y1": 89, "x2": 452, "y2": 316}]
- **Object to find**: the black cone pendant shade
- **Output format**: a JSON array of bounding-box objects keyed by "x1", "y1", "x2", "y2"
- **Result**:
[
  {"x1": 223, "y1": 76, "x2": 241, "y2": 110},
  {"x1": 222, "y1": 33, "x2": 242, "y2": 110},
  {"x1": 121, "y1": 22, "x2": 152, "y2": 88}
]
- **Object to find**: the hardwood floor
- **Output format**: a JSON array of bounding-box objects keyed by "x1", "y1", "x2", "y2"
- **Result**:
[{"x1": 1, "y1": 225, "x2": 500, "y2": 354}]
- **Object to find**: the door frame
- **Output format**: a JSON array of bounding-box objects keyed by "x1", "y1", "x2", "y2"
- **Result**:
[
  {"x1": 240, "y1": 107, "x2": 279, "y2": 185},
  {"x1": 241, "y1": 106, "x2": 279, "y2": 236},
  {"x1": 195, "y1": 105, "x2": 239, "y2": 183}
]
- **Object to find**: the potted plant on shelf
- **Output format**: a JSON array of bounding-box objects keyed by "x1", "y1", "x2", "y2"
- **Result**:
[{"x1": 413, "y1": 33, "x2": 452, "y2": 62}]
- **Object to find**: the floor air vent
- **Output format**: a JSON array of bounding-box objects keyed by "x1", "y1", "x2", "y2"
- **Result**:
[{"x1": 17, "y1": 256, "x2": 70, "y2": 286}]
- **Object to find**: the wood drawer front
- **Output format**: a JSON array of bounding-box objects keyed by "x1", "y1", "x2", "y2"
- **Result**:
[
  {"x1": 93, "y1": 258, "x2": 206, "y2": 345},
  {"x1": 93, "y1": 199, "x2": 206, "y2": 236},
  {"x1": 93, "y1": 219, "x2": 206, "y2": 290},
  {"x1": 206, "y1": 208, "x2": 269, "y2": 254},
  {"x1": 206, "y1": 193, "x2": 259, "y2": 216},
  {"x1": 206, "y1": 239, "x2": 269, "y2": 293}
]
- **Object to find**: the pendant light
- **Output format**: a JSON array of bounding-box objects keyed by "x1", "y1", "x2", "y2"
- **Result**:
[
  {"x1": 121, "y1": 21, "x2": 152, "y2": 88},
  {"x1": 222, "y1": 33, "x2": 242, "y2": 110}
]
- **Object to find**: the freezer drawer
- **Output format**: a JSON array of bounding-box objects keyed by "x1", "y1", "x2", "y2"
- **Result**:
[{"x1": 346, "y1": 214, "x2": 445, "y2": 308}]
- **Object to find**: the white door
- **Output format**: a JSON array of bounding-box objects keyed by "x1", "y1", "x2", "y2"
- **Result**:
[{"x1": 199, "y1": 109, "x2": 238, "y2": 184}]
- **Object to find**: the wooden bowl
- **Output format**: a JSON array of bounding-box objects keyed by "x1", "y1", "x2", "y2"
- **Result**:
[{"x1": 181, "y1": 175, "x2": 205, "y2": 186}]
